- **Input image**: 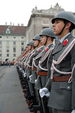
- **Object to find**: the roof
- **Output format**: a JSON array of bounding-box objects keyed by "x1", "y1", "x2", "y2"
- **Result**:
[{"x1": 0, "y1": 25, "x2": 27, "y2": 36}]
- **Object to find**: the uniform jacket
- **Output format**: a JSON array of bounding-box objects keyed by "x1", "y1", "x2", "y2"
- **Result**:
[
  {"x1": 34, "y1": 44, "x2": 54, "y2": 88},
  {"x1": 46, "y1": 33, "x2": 75, "y2": 110},
  {"x1": 28, "y1": 46, "x2": 44, "y2": 68},
  {"x1": 27, "y1": 46, "x2": 45, "y2": 83},
  {"x1": 38, "y1": 44, "x2": 54, "y2": 72}
]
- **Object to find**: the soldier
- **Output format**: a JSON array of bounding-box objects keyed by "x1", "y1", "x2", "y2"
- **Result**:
[
  {"x1": 16, "y1": 43, "x2": 31, "y2": 78},
  {"x1": 33, "y1": 28, "x2": 56, "y2": 113},
  {"x1": 19, "y1": 41, "x2": 35, "y2": 110},
  {"x1": 28, "y1": 34, "x2": 44, "y2": 85},
  {"x1": 27, "y1": 34, "x2": 45, "y2": 112},
  {"x1": 35, "y1": 28, "x2": 56, "y2": 88},
  {"x1": 39, "y1": 11, "x2": 75, "y2": 113},
  {"x1": 29, "y1": 32, "x2": 55, "y2": 112}
]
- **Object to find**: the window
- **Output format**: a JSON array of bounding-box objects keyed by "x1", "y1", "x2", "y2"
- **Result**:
[
  {"x1": 21, "y1": 42, "x2": 24, "y2": 45},
  {"x1": 21, "y1": 47, "x2": 24, "y2": 51},
  {"x1": 21, "y1": 37, "x2": 24, "y2": 39},
  {"x1": 13, "y1": 54, "x2": 16, "y2": 57},
  {"x1": 0, "y1": 36, "x2": 2, "y2": 38},
  {"x1": 6, "y1": 28, "x2": 11, "y2": 34},
  {"x1": 0, "y1": 54, "x2": 2, "y2": 56},
  {"x1": 7, "y1": 54, "x2": 9, "y2": 57},
  {"x1": 7, "y1": 49, "x2": 9, "y2": 52},
  {"x1": 13, "y1": 48, "x2": 16, "y2": 52}
]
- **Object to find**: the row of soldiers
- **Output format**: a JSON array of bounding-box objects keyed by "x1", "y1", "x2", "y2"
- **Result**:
[
  {"x1": 16, "y1": 11, "x2": 75, "y2": 113},
  {"x1": 17, "y1": 27, "x2": 55, "y2": 113}
]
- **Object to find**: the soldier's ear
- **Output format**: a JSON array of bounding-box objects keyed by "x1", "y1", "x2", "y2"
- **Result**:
[{"x1": 66, "y1": 22, "x2": 72, "y2": 30}]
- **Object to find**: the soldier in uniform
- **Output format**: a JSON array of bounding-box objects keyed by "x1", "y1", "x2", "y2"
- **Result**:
[
  {"x1": 19, "y1": 41, "x2": 35, "y2": 110},
  {"x1": 29, "y1": 32, "x2": 55, "y2": 112},
  {"x1": 27, "y1": 34, "x2": 45, "y2": 112},
  {"x1": 33, "y1": 28, "x2": 56, "y2": 113},
  {"x1": 35, "y1": 28, "x2": 56, "y2": 88},
  {"x1": 28, "y1": 34, "x2": 43, "y2": 89},
  {"x1": 17, "y1": 42, "x2": 32, "y2": 78},
  {"x1": 39, "y1": 11, "x2": 75, "y2": 113}
]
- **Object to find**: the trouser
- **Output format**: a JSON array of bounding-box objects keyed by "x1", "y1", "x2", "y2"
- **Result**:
[{"x1": 49, "y1": 108, "x2": 71, "y2": 113}]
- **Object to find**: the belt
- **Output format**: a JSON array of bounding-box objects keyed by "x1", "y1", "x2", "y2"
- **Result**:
[
  {"x1": 53, "y1": 75, "x2": 71, "y2": 82},
  {"x1": 28, "y1": 67, "x2": 32, "y2": 70},
  {"x1": 32, "y1": 67, "x2": 37, "y2": 71},
  {"x1": 37, "y1": 71, "x2": 48, "y2": 76}
]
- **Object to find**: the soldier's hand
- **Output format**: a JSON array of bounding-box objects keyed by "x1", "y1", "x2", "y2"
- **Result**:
[
  {"x1": 39, "y1": 87, "x2": 50, "y2": 98},
  {"x1": 29, "y1": 75, "x2": 32, "y2": 82},
  {"x1": 71, "y1": 110, "x2": 75, "y2": 113},
  {"x1": 23, "y1": 72, "x2": 27, "y2": 77}
]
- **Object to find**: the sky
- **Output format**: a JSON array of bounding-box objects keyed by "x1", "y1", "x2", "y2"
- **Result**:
[{"x1": 0, "y1": 0, "x2": 75, "y2": 26}]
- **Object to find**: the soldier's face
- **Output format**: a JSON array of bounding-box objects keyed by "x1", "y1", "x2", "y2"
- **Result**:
[
  {"x1": 34, "y1": 40, "x2": 39, "y2": 47},
  {"x1": 52, "y1": 19, "x2": 65, "y2": 36},
  {"x1": 28, "y1": 45, "x2": 31, "y2": 50},
  {"x1": 25, "y1": 46, "x2": 29, "y2": 52},
  {"x1": 40, "y1": 36, "x2": 47, "y2": 45}
]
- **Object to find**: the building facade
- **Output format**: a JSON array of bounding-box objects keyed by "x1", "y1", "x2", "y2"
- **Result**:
[{"x1": 0, "y1": 25, "x2": 26, "y2": 63}]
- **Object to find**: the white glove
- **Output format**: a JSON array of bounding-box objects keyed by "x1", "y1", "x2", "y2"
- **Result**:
[
  {"x1": 35, "y1": 79, "x2": 38, "y2": 83},
  {"x1": 39, "y1": 87, "x2": 50, "y2": 98},
  {"x1": 29, "y1": 75, "x2": 32, "y2": 82},
  {"x1": 71, "y1": 110, "x2": 75, "y2": 113},
  {"x1": 23, "y1": 72, "x2": 27, "y2": 77}
]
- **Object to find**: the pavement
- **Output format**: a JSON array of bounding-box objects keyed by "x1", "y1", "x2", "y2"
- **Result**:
[{"x1": 0, "y1": 66, "x2": 30, "y2": 113}]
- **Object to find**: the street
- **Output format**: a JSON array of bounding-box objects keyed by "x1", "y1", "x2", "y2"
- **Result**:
[{"x1": 0, "y1": 66, "x2": 30, "y2": 113}]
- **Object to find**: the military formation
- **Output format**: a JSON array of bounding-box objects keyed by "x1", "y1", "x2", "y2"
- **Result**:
[{"x1": 16, "y1": 11, "x2": 75, "y2": 113}]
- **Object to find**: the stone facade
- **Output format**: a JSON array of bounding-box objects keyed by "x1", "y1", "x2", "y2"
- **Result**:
[{"x1": 0, "y1": 25, "x2": 26, "y2": 62}]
